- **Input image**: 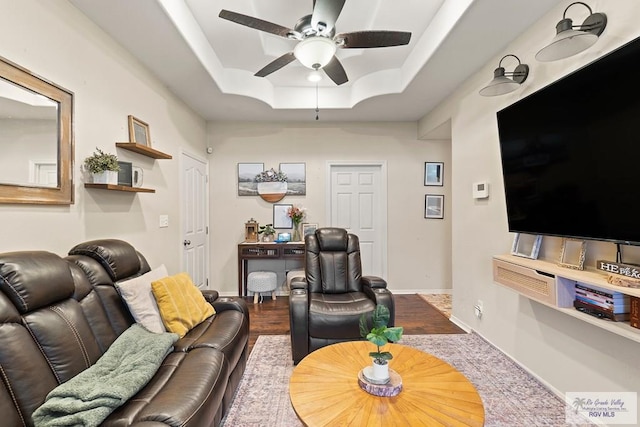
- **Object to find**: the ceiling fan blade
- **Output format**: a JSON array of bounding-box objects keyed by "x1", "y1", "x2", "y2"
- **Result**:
[
  {"x1": 323, "y1": 56, "x2": 348, "y2": 85},
  {"x1": 255, "y1": 52, "x2": 297, "y2": 77},
  {"x1": 219, "y1": 10, "x2": 293, "y2": 38},
  {"x1": 311, "y1": 0, "x2": 346, "y2": 34},
  {"x1": 337, "y1": 31, "x2": 412, "y2": 48}
]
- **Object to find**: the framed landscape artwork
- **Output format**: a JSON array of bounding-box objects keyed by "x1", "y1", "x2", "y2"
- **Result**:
[
  {"x1": 279, "y1": 163, "x2": 306, "y2": 195},
  {"x1": 425, "y1": 194, "x2": 444, "y2": 219},
  {"x1": 424, "y1": 162, "x2": 444, "y2": 186},
  {"x1": 237, "y1": 163, "x2": 263, "y2": 196}
]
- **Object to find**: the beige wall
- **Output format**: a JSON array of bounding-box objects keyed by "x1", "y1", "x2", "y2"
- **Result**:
[
  {"x1": 420, "y1": 0, "x2": 640, "y2": 403},
  {"x1": 0, "y1": 0, "x2": 207, "y2": 273},
  {"x1": 208, "y1": 121, "x2": 451, "y2": 295}
]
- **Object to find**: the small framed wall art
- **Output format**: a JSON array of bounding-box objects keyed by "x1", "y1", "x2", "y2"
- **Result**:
[
  {"x1": 424, "y1": 162, "x2": 444, "y2": 186},
  {"x1": 273, "y1": 203, "x2": 293, "y2": 229},
  {"x1": 424, "y1": 194, "x2": 444, "y2": 219},
  {"x1": 128, "y1": 115, "x2": 151, "y2": 147}
]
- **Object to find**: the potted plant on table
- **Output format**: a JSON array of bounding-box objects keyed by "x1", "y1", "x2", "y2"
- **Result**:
[
  {"x1": 84, "y1": 147, "x2": 120, "y2": 185},
  {"x1": 359, "y1": 304, "x2": 403, "y2": 382},
  {"x1": 258, "y1": 223, "x2": 276, "y2": 242}
]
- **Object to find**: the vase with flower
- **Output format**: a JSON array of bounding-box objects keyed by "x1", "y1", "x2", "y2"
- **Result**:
[{"x1": 287, "y1": 205, "x2": 306, "y2": 241}]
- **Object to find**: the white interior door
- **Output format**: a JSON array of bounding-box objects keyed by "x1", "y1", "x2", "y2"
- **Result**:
[
  {"x1": 328, "y1": 163, "x2": 387, "y2": 278},
  {"x1": 181, "y1": 152, "x2": 209, "y2": 289}
]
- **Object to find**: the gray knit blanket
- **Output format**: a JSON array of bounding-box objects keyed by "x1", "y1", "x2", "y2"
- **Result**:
[{"x1": 32, "y1": 324, "x2": 178, "y2": 427}]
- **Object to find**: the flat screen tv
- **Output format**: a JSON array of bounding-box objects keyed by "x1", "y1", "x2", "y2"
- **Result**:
[{"x1": 497, "y1": 35, "x2": 640, "y2": 245}]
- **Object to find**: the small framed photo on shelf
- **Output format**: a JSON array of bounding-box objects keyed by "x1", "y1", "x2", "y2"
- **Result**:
[
  {"x1": 424, "y1": 162, "x2": 444, "y2": 186},
  {"x1": 511, "y1": 233, "x2": 542, "y2": 259},
  {"x1": 128, "y1": 115, "x2": 151, "y2": 147},
  {"x1": 424, "y1": 194, "x2": 444, "y2": 219},
  {"x1": 273, "y1": 203, "x2": 293, "y2": 228},
  {"x1": 558, "y1": 238, "x2": 587, "y2": 270},
  {"x1": 303, "y1": 223, "x2": 318, "y2": 237},
  {"x1": 277, "y1": 232, "x2": 291, "y2": 242}
]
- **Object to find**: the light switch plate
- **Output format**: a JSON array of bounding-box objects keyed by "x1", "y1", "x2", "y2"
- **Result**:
[{"x1": 159, "y1": 215, "x2": 169, "y2": 228}]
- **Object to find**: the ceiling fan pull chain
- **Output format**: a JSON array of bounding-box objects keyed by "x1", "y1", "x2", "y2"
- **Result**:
[{"x1": 315, "y1": 83, "x2": 320, "y2": 120}]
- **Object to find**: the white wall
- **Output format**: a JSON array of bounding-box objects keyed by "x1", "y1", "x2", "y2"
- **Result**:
[
  {"x1": 420, "y1": 0, "x2": 640, "y2": 404},
  {"x1": 0, "y1": 0, "x2": 206, "y2": 273},
  {"x1": 208, "y1": 121, "x2": 451, "y2": 295}
]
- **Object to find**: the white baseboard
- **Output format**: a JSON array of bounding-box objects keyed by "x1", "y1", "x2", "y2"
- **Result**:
[
  {"x1": 393, "y1": 288, "x2": 452, "y2": 295},
  {"x1": 449, "y1": 315, "x2": 471, "y2": 332},
  {"x1": 471, "y1": 329, "x2": 565, "y2": 401}
]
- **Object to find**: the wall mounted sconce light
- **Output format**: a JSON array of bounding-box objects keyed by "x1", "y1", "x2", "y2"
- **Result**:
[
  {"x1": 536, "y1": 2, "x2": 607, "y2": 62},
  {"x1": 479, "y1": 54, "x2": 529, "y2": 97}
]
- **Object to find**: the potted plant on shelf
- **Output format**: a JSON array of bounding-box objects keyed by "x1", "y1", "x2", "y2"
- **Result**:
[
  {"x1": 84, "y1": 147, "x2": 120, "y2": 185},
  {"x1": 258, "y1": 223, "x2": 276, "y2": 242},
  {"x1": 359, "y1": 304, "x2": 403, "y2": 382},
  {"x1": 255, "y1": 168, "x2": 287, "y2": 202}
]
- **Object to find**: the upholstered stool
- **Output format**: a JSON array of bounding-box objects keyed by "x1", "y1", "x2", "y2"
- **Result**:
[{"x1": 247, "y1": 271, "x2": 277, "y2": 303}]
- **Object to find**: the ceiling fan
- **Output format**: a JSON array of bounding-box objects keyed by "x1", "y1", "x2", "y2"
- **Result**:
[{"x1": 219, "y1": 0, "x2": 412, "y2": 85}]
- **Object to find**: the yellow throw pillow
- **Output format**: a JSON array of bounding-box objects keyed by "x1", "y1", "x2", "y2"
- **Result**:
[{"x1": 151, "y1": 273, "x2": 215, "y2": 338}]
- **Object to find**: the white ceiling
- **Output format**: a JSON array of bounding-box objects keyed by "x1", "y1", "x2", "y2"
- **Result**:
[{"x1": 68, "y1": 0, "x2": 560, "y2": 122}]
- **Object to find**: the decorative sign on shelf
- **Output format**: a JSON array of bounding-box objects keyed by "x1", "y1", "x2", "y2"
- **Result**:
[
  {"x1": 597, "y1": 260, "x2": 640, "y2": 278},
  {"x1": 598, "y1": 259, "x2": 640, "y2": 289}
]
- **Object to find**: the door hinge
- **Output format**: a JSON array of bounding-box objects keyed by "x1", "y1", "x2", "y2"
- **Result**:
[{"x1": 206, "y1": 226, "x2": 209, "y2": 234}]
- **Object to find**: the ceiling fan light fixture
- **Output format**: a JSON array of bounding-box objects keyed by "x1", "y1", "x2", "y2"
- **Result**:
[
  {"x1": 294, "y1": 37, "x2": 336, "y2": 70},
  {"x1": 307, "y1": 70, "x2": 323, "y2": 82}
]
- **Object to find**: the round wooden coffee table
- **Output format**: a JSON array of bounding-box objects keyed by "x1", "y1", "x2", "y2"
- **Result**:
[{"x1": 289, "y1": 341, "x2": 484, "y2": 426}]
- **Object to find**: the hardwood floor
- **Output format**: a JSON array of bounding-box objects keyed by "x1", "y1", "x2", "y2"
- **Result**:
[{"x1": 242, "y1": 294, "x2": 464, "y2": 354}]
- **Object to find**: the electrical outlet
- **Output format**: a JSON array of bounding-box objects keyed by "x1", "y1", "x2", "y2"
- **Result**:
[
  {"x1": 159, "y1": 215, "x2": 169, "y2": 228},
  {"x1": 474, "y1": 300, "x2": 483, "y2": 319}
]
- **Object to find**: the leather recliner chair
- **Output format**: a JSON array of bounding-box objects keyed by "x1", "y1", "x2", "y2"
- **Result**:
[{"x1": 289, "y1": 227, "x2": 394, "y2": 364}]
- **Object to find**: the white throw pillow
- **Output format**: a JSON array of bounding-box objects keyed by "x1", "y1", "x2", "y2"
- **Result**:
[{"x1": 116, "y1": 265, "x2": 168, "y2": 333}]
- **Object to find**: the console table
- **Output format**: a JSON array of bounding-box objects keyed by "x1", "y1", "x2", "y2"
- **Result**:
[{"x1": 237, "y1": 242, "x2": 305, "y2": 296}]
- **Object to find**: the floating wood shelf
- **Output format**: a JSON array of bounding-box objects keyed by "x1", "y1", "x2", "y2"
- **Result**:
[
  {"x1": 115, "y1": 142, "x2": 172, "y2": 159},
  {"x1": 84, "y1": 184, "x2": 155, "y2": 193},
  {"x1": 493, "y1": 254, "x2": 640, "y2": 343}
]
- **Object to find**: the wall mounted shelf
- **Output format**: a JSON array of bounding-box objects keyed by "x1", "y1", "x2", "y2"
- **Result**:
[
  {"x1": 493, "y1": 254, "x2": 640, "y2": 344},
  {"x1": 115, "y1": 142, "x2": 172, "y2": 159},
  {"x1": 84, "y1": 183, "x2": 155, "y2": 193}
]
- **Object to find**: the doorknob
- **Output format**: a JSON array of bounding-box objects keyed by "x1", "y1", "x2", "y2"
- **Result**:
[{"x1": 183, "y1": 240, "x2": 191, "y2": 247}]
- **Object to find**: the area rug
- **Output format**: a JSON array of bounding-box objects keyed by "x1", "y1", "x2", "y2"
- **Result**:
[
  {"x1": 221, "y1": 334, "x2": 592, "y2": 427},
  {"x1": 419, "y1": 293, "x2": 452, "y2": 318}
]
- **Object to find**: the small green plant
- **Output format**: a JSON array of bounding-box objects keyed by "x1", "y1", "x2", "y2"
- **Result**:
[
  {"x1": 84, "y1": 147, "x2": 120, "y2": 173},
  {"x1": 359, "y1": 304, "x2": 403, "y2": 364},
  {"x1": 258, "y1": 224, "x2": 276, "y2": 236}
]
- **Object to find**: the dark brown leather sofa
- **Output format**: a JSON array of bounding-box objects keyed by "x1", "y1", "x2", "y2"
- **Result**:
[
  {"x1": 0, "y1": 239, "x2": 249, "y2": 426},
  {"x1": 289, "y1": 228, "x2": 394, "y2": 364}
]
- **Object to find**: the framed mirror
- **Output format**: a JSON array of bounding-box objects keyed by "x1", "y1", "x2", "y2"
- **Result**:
[
  {"x1": 0, "y1": 56, "x2": 73, "y2": 204},
  {"x1": 558, "y1": 238, "x2": 587, "y2": 270}
]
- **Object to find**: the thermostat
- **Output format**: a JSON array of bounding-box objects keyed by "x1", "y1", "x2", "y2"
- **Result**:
[{"x1": 473, "y1": 181, "x2": 489, "y2": 199}]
